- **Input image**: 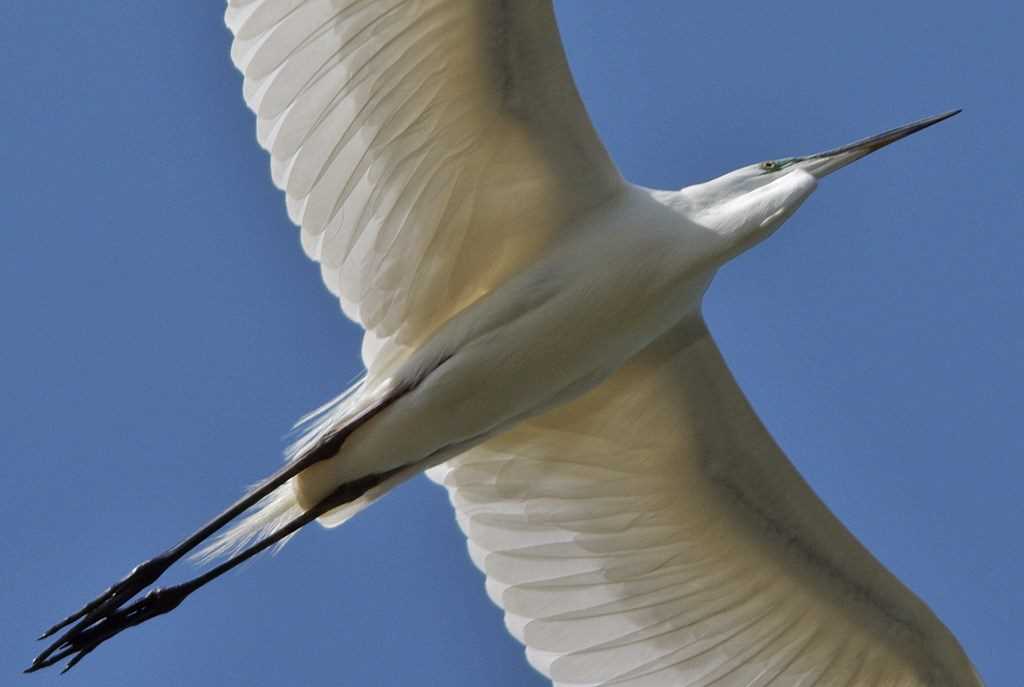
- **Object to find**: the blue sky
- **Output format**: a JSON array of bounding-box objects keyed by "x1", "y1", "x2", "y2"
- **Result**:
[{"x1": 3, "y1": 2, "x2": 1020, "y2": 685}]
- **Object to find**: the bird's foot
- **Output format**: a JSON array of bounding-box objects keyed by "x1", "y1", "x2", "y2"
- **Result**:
[{"x1": 27, "y1": 554, "x2": 176, "y2": 674}]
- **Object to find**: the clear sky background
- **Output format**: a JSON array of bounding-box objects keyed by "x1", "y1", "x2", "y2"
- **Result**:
[{"x1": 3, "y1": 2, "x2": 1020, "y2": 685}]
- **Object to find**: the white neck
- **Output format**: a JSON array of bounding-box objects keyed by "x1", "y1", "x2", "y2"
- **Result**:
[{"x1": 658, "y1": 168, "x2": 819, "y2": 262}]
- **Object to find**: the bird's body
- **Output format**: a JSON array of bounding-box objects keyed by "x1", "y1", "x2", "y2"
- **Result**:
[
  {"x1": 29, "y1": 1, "x2": 982, "y2": 684},
  {"x1": 293, "y1": 185, "x2": 726, "y2": 510}
]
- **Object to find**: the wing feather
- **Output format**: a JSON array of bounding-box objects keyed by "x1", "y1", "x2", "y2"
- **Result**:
[
  {"x1": 427, "y1": 317, "x2": 981, "y2": 686},
  {"x1": 226, "y1": 0, "x2": 622, "y2": 370}
]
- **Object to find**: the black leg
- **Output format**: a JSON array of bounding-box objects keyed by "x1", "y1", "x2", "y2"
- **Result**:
[
  {"x1": 27, "y1": 465, "x2": 405, "y2": 674},
  {"x1": 28, "y1": 397, "x2": 395, "y2": 674}
]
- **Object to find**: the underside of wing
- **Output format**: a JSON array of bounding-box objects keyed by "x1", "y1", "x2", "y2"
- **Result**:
[
  {"x1": 226, "y1": 0, "x2": 623, "y2": 371},
  {"x1": 428, "y1": 317, "x2": 981, "y2": 686}
]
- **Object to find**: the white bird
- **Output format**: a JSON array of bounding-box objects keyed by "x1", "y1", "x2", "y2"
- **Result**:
[{"x1": 30, "y1": 1, "x2": 979, "y2": 685}]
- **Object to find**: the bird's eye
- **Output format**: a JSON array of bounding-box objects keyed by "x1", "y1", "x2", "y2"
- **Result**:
[{"x1": 759, "y1": 160, "x2": 779, "y2": 172}]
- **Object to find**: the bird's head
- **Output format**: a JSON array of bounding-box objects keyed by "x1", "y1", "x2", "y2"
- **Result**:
[{"x1": 681, "y1": 110, "x2": 961, "y2": 259}]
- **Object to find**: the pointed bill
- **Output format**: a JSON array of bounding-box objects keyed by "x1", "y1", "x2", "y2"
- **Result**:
[{"x1": 799, "y1": 109, "x2": 961, "y2": 178}]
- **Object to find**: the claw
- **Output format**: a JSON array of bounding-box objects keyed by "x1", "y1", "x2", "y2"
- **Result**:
[
  {"x1": 37, "y1": 554, "x2": 175, "y2": 642},
  {"x1": 29, "y1": 583, "x2": 195, "y2": 674},
  {"x1": 61, "y1": 651, "x2": 90, "y2": 675},
  {"x1": 27, "y1": 459, "x2": 405, "y2": 674},
  {"x1": 28, "y1": 554, "x2": 178, "y2": 674}
]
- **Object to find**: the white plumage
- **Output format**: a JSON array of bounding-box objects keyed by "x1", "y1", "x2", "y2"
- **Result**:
[
  {"x1": 216, "y1": 1, "x2": 978, "y2": 684},
  {"x1": 226, "y1": 0, "x2": 620, "y2": 372},
  {"x1": 428, "y1": 318, "x2": 974, "y2": 685}
]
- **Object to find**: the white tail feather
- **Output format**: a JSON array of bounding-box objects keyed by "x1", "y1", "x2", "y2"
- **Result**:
[
  {"x1": 192, "y1": 485, "x2": 303, "y2": 563},
  {"x1": 194, "y1": 374, "x2": 397, "y2": 562}
]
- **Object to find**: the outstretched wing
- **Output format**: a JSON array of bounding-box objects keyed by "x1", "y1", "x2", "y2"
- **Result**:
[
  {"x1": 428, "y1": 316, "x2": 981, "y2": 687},
  {"x1": 226, "y1": 0, "x2": 622, "y2": 370}
]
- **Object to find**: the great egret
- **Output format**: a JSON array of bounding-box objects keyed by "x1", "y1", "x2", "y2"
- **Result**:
[{"x1": 28, "y1": 1, "x2": 979, "y2": 684}]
